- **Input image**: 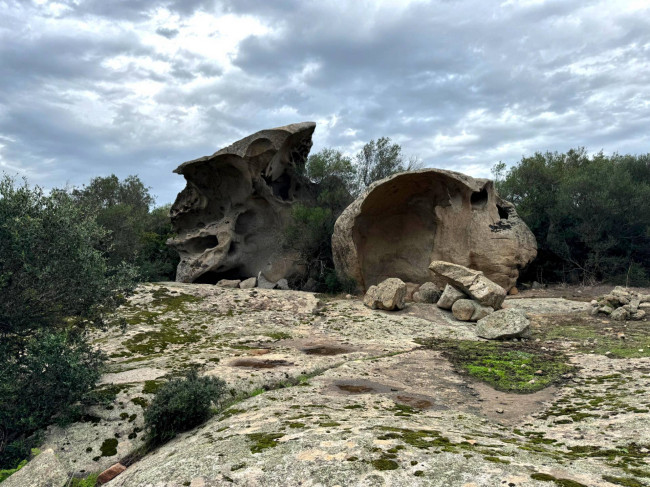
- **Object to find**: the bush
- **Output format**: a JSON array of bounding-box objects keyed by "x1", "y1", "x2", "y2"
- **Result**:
[
  {"x1": 0, "y1": 331, "x2": 105, "y2": 468},
  {"x1": 0, "y1": 175, "x2": 134, "y2": 468},
  {"x1": 144, "y1": 370, "x2": 226, "y2": 445}
]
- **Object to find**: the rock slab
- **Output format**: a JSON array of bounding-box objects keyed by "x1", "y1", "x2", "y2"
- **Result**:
[
  {"x1": 363, "y1": 278, "x2": 407, "y2": 311},
  {"x1": 429, "y1": 261, "x2": 507, "y2": 309},
  {"x1": 437, "y1": 284, "x2": 466, "y2": 310},
  {"x1": 239, "y1": 277, "x2": 257, "y2": 289},
  {"x1": 476, "y1": 308, "x2": 530, "y2": 340},
  {"x1": 2, "y1": 449, "x2": 68, "y2": 487}
]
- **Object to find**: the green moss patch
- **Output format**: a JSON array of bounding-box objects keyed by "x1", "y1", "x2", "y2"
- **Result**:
[
  {"x1": 123, "y1": 323, "x2": 202, "y2": 355},
  {"x1": 142, "y1": 380, "x2": 165, "y2": 394},
  {"x1": 264, "y1": 331, "x2": 292, "y2": 341},
  {"x1": 530, "y1": 473, "x2": 588, "y2": 487},
  {"x1": 100, "y1": 438, "x2": 118, "y2": 457},
  {"x1": 372, "y1": 458, "x2": 399, "y2": 471},
  {"x1": 602, "y1": 475, "x2": 645, "y2": 487},
  {"x1": 418, "y1": 338, "x2": 573, "y2": 393},
  {"x1": 246, "y1": 433, "x2": 284, "y2": 454},
  {"x1": 537, "y1": 315, "x2": 650, "y2": 359}
]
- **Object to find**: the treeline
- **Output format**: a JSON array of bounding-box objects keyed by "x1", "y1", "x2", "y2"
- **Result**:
[
  {"x1": 494, "y1": 148, "x2": 650, "y2": 286},
  {"x1": 0, "y1": 173, "x2": 176, "y2": 468}
]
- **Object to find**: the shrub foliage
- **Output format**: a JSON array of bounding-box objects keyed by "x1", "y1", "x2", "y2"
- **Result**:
[
  {"x1": 495, "y1": 149, "x2": 650, "y2": 285},
  {"x1": 144, "y1": 370, "x2": 227, "y2": 445},
  {"x1": 0, "y1": 175, "x2": 135, "y2": 468}
]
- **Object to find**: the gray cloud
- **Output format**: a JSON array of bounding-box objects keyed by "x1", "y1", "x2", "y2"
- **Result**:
[
  {"x1": 1, "y1": 0, "x2": 649, "y2": 204},
  {"x1": 156, "y1": 27, "x2": 180, "y2": 39}
]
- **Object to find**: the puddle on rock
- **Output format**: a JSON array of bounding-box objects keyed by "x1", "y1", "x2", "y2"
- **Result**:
[
  {"x1": 230, "y1": 359, "x2": 293, "y2": 369},
  {"x1": 395, "y1": 395, "x2": 434, "y2": 409},
  {"x1": 301, "y1": 346, "x2": 350, "y2": 356}
]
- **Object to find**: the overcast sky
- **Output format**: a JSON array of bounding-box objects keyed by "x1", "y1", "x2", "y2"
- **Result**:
[{"x1": 1, "y1": 0, "x2": 649, "y2": 204}]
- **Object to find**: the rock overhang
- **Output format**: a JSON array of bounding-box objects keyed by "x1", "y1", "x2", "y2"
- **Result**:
[{"x1": 332, "y1": 168, "x2": 537, "y2": 292}]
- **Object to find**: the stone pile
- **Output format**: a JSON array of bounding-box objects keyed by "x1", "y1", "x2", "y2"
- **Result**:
[
  {"x1": 591, "y1": 286, "x2": 649, "y2": 321},
  {"x1": 430, "y1": 261, "x2": 507, "y2": 320}
]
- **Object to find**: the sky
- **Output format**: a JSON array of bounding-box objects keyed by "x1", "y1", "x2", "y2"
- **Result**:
[{"x1": 1, "y1": 0, "x2": 649, "y2": 205}]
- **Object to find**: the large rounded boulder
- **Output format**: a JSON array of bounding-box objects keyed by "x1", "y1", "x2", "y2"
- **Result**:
[{"x1": 332, "y1": 169, "x2": 537, "y2": 292}]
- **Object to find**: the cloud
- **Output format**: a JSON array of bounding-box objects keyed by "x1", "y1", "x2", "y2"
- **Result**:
[
  {"x1": 156, "y1": 27, "x2": 180, "y2": 39},
  {"x1": 0, "y1": 0, "x2": 649, "y2": 203}
]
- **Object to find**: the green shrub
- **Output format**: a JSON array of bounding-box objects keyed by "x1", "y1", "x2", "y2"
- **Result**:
[
  {"x1": 144, "y1": 370, "x2": 226, "y2": 445},
  {"x1": 495, "y1": 149, "x2": 650, "y2": 284},
  {"x1": 0, "y1": 175, "x2": 132, "y2": 468},
  {"x1": 0, "y1": 458, "x2": 27, "y2": 482},
  {"x1": 0, "y1": 331, "x2": 105, "y2": 468}
]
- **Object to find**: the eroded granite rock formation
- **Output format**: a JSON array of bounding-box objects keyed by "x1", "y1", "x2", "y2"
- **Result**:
[
  {"x1": 332, "y1": 169, "x2": 537, "y2": 292},
  {"x1": 168, "y1": 122, "x2": 316, "y2": 283}
]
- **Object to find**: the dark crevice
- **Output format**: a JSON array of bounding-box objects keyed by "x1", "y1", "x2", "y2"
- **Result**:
[
  {"x1": 194, "y1": 267, "x2": 246, "y2": 284},
  {"x1": 497, "y1": 205, "x2": 510, "y2": 220},
  {"x1": 471, "y1": 188, "x2": 488, "y2": 210}
]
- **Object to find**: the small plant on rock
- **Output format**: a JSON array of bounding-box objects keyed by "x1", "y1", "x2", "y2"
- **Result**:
[{"x1": 144, "y1": 370, "x2": 226, "y2": 445}]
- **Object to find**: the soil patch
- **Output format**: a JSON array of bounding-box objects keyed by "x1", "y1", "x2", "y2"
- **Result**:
[
  {"x1": 301, "y1": 346, "x2": 350, "y2": 356},
  {"x1": 230, "y1": 359, "x2": 294, "y2": 369}
]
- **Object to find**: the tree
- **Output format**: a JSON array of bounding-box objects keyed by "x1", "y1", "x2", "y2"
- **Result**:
[
  {"x1": 72, "y1": 175, "x2": 178, "y2": 281},
  {"x1": 304, "y1": 148, "x2": 357, "y2": 211},
  {"x1": 0, "y1": 175, "x2": 136, "y2": 468},
  {"x1": 496, "y1": 149, "x2": 650, "y2": 285},
  {"x1": 0, "y1": 176, "x2": 135, "y2": 338},
  {"x1": 355, "y1": 137, "x2": 405, "y2": 191}
]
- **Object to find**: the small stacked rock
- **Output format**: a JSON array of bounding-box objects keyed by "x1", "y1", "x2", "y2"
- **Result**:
[
  {"x1": 591, "y1": 286, "x2": 648, "y2": 321},
  {"x1": 217, "y1": 276, "x2": 259, "y2": 289},
  {"x1": 429, "y1": 261, "x2": 508, "y2": 322},
  {"x1": 412, "y1": 282, "x2": 441, "y2": 304}
]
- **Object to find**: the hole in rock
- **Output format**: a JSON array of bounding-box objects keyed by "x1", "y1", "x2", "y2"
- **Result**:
[
  {"x1": 336, "y1": 384, "x2": 375, "y2": 394},
  {"x1": 263, "y1": 173, "x2": 293, "y2": 201},
  {"x1": 186, "y1": 235, "x2": 219, "y2": 254},
  {"x1": 395, "y1": 395, "x2": 434, "y2": 409},
  {"x1": 301, "y1": 346, "x2": 350, "y2": 356},
  {"x1": 230, "y1": 359, "x2": 293, "y2": 369},
  {"x1": 194, "y1": 267, "x2": 246, "y2": 284},
  {"x1": 497, "y1": 205, "x2": 509, "y2": 220},
  {"x1": 471, "y1": 188, "x2": 488, "y2": 210}
]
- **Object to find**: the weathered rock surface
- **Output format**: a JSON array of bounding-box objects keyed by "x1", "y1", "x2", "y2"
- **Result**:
[
  {"x1": 2, "y1": 449, "x2": 68, "y2": 487},
  {"x1": 476, "y1": 308, "x2": 530, "y2": 339},
  {"x1": 412, "y1": 282, "x2": 440, "y2": 304},
  {"x1": 276, "y1": 278, "x2": 290, "y2": 290},
  {"x1": 363, "y1": 278, "x2": 407, "y2": 310},
  {"x1": 168, "y1": 122, "x2": 316, "y2": 284},
  {"x1": 332, "y1": 169, "x2": 537, "y2": 292},
  {"x1": 451, "y1": 299, "x2": 477, "y2": 321},
  {"x1": 239, "y1": 276, "x2": 257, "y2": 289},
  {"x1": 217, "y1": 279, "x2": 240, "y2": 288},
  {"x1": 33, "y1": 283, "x2": 649, "y2": 487},
  {"x1": 471, "y1": 303, "x2": 494, "y2": 321},
  {"x1": 451, "y1": 299, "x2": 493, "y2": 322},
  {"x1": 430, "y1": 261, "x2": 507, "y2": 309},
  {"x1": 257, "y1": 271, "x2": 278, "y2": 289},
  {"x1": 437, "y1": 284, "x2": 466, "y2": 309}
]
